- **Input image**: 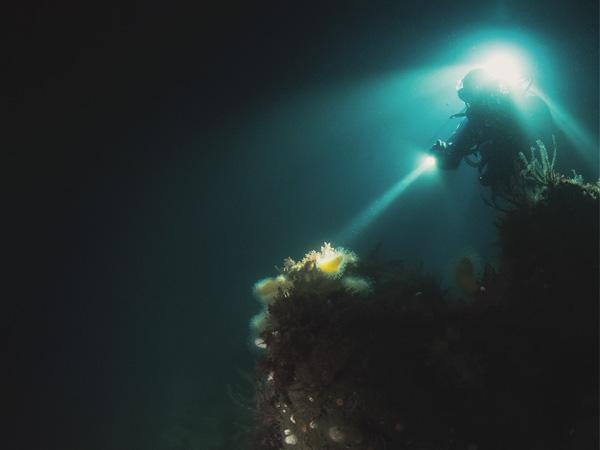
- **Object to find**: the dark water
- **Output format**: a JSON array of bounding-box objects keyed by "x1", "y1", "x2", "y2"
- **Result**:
[{"x1": 5, "y1": 1, "x2": 598, "y2": 449}]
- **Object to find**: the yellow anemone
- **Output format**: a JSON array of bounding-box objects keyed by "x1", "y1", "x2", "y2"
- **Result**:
[{"x1": 317, "y1": 254, "x2": 345, "y2": 274}]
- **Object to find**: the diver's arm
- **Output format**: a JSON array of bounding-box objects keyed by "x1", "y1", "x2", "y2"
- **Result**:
[
  {"x1": 431, "y1": 118, "x2": 478, "y2": 170},
  {"x1": 431, "y1": 140, "x2": 463, "y2": 169}
]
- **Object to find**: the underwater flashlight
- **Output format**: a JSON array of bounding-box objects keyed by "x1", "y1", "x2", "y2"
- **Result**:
[{"x1": 423, "y1": 155, "x2": 437, "y2": 170}]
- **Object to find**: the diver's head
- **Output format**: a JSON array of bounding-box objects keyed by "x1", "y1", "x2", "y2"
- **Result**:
[{"x1": 457, "y1": 69, "x2": 503, "y2": 105}]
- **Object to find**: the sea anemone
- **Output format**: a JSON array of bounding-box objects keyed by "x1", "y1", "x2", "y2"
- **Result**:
[
  {"x1": 283, "y1": 242, "x2": 357, "y2": 278},
  {"x1": 341, "y1": 276, "x2": 372, "y2": 295},
  {"x1": 455, "y1": 256, "x2": 480, "y2": 296},
  {"x1": 253, "y1": 275, "x2": 293, "y2": 305},
  {"x1": 250, "y1": 310, "x2": 268, "y2": 333},
  {"x1": 314, "y1": 243, "x2": 357, "y2": 277}
]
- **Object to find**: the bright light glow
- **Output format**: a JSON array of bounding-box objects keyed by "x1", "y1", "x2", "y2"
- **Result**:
[
  {"x1": 335, "y1": 157, "x2": 434, "y2": 244},
  {"x1": 480, "y1": 47, "x2": 529, "y2": 86},
  {"x1": 424, "y1": 155, "x2": 437, "y2": 169}
]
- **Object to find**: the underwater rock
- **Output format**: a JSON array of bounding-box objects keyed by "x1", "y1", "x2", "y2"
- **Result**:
[{"x1": 248, "y1": 171, "x2": 598, "y2": 449}]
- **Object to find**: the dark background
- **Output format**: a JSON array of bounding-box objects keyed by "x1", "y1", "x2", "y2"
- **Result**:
[{"x1": 4, "y1": 1, "x2": 598, "y2": 449}]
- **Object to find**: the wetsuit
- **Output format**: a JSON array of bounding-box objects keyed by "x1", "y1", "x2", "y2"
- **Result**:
[{"x1": 435, "y1": 93, "x2": 555, "y2": 191}]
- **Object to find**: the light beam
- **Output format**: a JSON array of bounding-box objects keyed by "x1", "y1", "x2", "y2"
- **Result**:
[
  {"x1": 531, "y1": 88, "x2": 598, "y2": 165},
  {"x1": 336, "y1": 156, "x2": 435, "y2": 244}
]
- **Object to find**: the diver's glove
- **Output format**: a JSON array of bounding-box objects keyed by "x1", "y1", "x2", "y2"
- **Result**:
[
  {"x1": 430, "y1": 139, "x2": 449, "y2": 155},
  {"x1": 429, "y1": 139, "x2": 461, "y2": 170}
]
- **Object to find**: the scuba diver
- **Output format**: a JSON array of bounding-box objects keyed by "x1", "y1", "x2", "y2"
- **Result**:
[{"x1": 430, "y1": 68, "x2": 556, "y2": 194}]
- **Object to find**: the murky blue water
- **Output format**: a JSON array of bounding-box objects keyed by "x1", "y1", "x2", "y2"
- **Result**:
[{"x1": 6, "y1": 2, "x2": 598, "y2": 449}]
